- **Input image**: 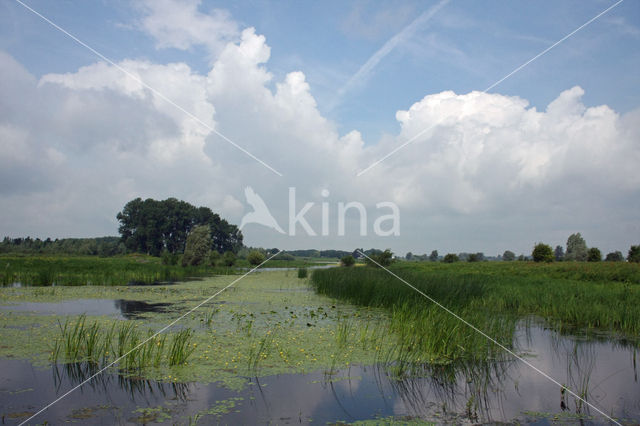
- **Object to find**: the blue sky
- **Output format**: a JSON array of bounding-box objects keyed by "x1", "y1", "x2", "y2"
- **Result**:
[
  {"x1": 3, "y1": 0, "x2": 638, "y2": 142},
  {"x1": 1, "y1": 0, "x2": 639, "y2": 255}
]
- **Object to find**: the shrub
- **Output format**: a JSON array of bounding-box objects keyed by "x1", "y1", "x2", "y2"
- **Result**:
[
  {"x1": 208, "y1": 250, "x2": 220, "y2": 266},
  {"x1": 587, "y1": 247, "x2": 602, "y2": 262},
  {"x1": 443, "y1": 253, "x2": 459, "y2": 263},
  {"x1": 364, "y1": 249, "x2": 394, "y2": 267},
  {"x1": 341, "y1": 255, "x2": 355, "y2": 267},
  {"x1": 247, "y1": 250, "x2": 266, "y2": 266},
  {"x1": 297, "y1": 267, "x2": 308, "y2": 279},
  {"x1": 605, "y1": 251, "x2": 624, "y2": 262},
  {"x1": 181, "y1": 225, "x2": 211, "y2": 266},
  {"x1": 628, "y1": 245, "x2": 640, "y2": 263},
  {"x1": 161, "y1": 250, "x2": 178, "y2": 265},
  {"x1": 502, "y1": 250, "x2": 515, "y2": 261},
  {"x1": 532, "y1": 243, "x2": 553, "y2": 263},
  {"x1": 222, "y1": 251, "x2": 236, "y2": 267}
]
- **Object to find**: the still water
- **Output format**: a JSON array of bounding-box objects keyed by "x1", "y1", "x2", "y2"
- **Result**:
[
  {"x1": 0, "y1": 323, "x2": 638, "y2": 424},
  {"x1": 0, "y1": 299, "x2": 173, "y2": 320}
]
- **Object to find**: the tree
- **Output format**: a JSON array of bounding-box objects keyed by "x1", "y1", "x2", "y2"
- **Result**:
[
  {"x1": 565, "y1": 233, "x2": 587, "y2": 261},
  {"x1": 532, "y1": 243, "x2": 553, "y2": 262},
  {"x1": 365, "y1": 249, "x2": 393, "y2": 267},
  {"x1": 181, "y1": 225, "x2": 211, "y2": 266},
  {"x1": 628, "y1": 245, "x2": 640, "y2": 263},
  {"x1": 222, "y1": 251, "x2": 236, "y2": 266},
  {"x1": 443, "y1": 253, "x2": 459, "y2": 263},
  {"x1": 502, "y1": 250, "x2": 515, "y2": 261},
  {"x1": 405, "y1": 252, "x2": 413, "y2": 261},
  {"x1": 247, "y1": 250, "x2": 265, "y2": 266},
  {"x1": 341, "y1": 255, "x2": 355, "y2": 267},
  {"x1": 587, "y1": 247, "x2": 602, "y2": 262},
  {"x1": 554, "y1": 245, "x2": 564, "y2": 262},
  {"x1": 468, "y1": 253, "x2": 483, "y2": 262},
  {"x1": 429, "y1": 250, "x2": 439, "y2": 262},
  {"x1": 116, "y1": 197, "x2": 242, "y2": 256},
  {"x1": 605, "y1": 251, "x2": 624, "y2": 262}
]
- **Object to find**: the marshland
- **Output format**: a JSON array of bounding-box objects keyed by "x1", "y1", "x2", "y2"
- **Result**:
[{"x1": 1, "y1": 255, "x2": 639, "y2": 424}]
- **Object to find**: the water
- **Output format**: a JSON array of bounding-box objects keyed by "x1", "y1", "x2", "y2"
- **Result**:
[
  {"x1": 0, "y1": 299, "x2": 173, "y2": 320},
  {"x1": 0, "y1": 324, "x2": 638, "y2": 424}
]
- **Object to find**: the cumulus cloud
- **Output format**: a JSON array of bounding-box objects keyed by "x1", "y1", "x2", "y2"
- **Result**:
[
  {"x1": 0, "y1": 21, "x2": 638, "y2": 253},
  {"x1": 136, "y1": 0, "x2": 239, "y2": 57}
]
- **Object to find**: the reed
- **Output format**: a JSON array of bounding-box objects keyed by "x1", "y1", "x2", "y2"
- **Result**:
[
  {"x1": 51, "y1": 316, "x2": 196, "y2": 371},
  {"x1": 311, "y1": 261, "x2": 640, "y2": 366},
  {"x1": 0, "y1": 255, "x2": 237, "y2": 287}
]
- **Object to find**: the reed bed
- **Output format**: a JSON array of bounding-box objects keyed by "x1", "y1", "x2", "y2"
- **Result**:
[
  {"x1": 0, "y1": 255, "x2": 236, "y2": 286},
  {"x1": 311, "y1": 262, "x2": 640, "y2": 369},
  {"x1": 51, "y1": 315, "x2": 196, "y2": 371}
]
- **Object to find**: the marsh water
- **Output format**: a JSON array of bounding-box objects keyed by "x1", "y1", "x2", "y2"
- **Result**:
[
  {"x1": 0, "y1": 298, "x2": 173, "y2": 320},
  {"x1": 1, "y1": 321, "x2": 638, "y2": 424}
]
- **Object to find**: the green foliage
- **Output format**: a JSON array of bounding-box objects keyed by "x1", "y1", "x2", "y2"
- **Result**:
[
  {"x1": 208, "y1": 250, "x2": 220, "y2": 266},
  {"x1": 116, "y1": 197, "x2": 242, "y2": 256},
  {"x1": 429, "y1": 250, "x2": 439, "y2": 262},
  {"x1": 222, "y1": 251, "x2": 236, "y2": 267},
  {"x1": 365, "y1": 249, "x2": 394, "y2": 267},
  {"x1": 587, "y1": 247, "x2": 602, "y2": 262},
  {"x1": 340, "y1": 255, "x2": 355, "y2": 267},
  {"x1": 297, "y1": 267, "x2": 308, "y2": 279},
  {"x1": 161, "y1": 249, "x2": 179, "y2": 265},
  {"x1": 605, "y1": 251, "x2": 624, "y2": 262},
  {"x1": 565, "y1": 233, "x2": 588, "y2": 261},
  {"x1": 0, "y1": 255, "x2": 237, "y2": 287},
  {"x1": 629, "y1": 245, "x2": 640, "y2": 263},
  {"x1": 51, "y1": 315, "x2": 195, "y2": 370},
  {"x1": 467, "y1": 253, "x2": 484, "y2": 262},
  {"x1": 532, "y1": 243, "x2": 554, "y2": 262},
  {"x1": 181, "y1": 225, "x2": 212, "y2": 267},
  {"x1": 0, "y1": 236, "x2": 125, "y2": 256},
  {"x1": 443, "y1": 253, "x2": 459, "y2": 263},
  {"x1": 310, "y1": 261, "x2": 640, "y2": 365},
  {"x1": 247, "y1": 250, "x2": 266, "y2": 266},
  {"x1": 502, "y1": 250, "x2": 515, "y2": 261}
]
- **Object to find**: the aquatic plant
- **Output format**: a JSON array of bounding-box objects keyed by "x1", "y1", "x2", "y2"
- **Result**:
[
  {"x1": 311, "y1": 262, "x2": 640, "y2": 367},
  {"x1": 297, "y1": 267, "x2": 308, "y2": 279},
  {"x1": 50, "y1": 316, "x2": 196, "y2": 371}
]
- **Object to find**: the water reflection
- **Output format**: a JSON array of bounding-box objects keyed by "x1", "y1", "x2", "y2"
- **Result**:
[
  {"x1": 1, "y1": 324, "x2": 638, "y2": 424},
  {"x1": 0, "y1": 298, "x2": 173, "y2": 319}
]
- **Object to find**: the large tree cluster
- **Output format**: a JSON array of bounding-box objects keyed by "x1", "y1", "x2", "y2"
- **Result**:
[{"x1": 116, "y1": 198, "x2": 242, "y2": 256}]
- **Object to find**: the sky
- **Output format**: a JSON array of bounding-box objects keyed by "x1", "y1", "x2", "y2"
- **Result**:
[{"x1": 0, "y1": 0, "x2": 639, "y2": 256}]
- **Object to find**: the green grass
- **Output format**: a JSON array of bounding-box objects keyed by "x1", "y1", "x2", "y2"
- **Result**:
[
  {"x1": 51, "y1": 315, "x2": 196, "y2": 371},
  {"x1": 0, "y1": 254, "x2": 237, "y2": 286},
  {"x1": 310, "y1": 261, "x2": 640, "y2": 369},
  {"x1": 0, "y1": 254, "x2": 334, "y2": 287}
]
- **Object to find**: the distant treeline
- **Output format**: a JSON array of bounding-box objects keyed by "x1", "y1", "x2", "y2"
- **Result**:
[
  {"x1": 0, "y1": 236, "x2": 125, "y2": 256},
  {"x1": 284, "y1": 249, "x2": 387, "y2": 259}
]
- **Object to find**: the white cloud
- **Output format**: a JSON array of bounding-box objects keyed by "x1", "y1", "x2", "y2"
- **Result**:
[
  {"x1": 136, "y1": 0, "x2": 239, "y2": 57},
  {"x1": 0, "y1": 23, "x2": 638, "y2": 254}
]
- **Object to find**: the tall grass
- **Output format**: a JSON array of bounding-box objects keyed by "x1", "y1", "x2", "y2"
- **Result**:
[
  {"x1": 311, "y1": 262, "x2": 640, "y2": 368},
  {"x1": 51, "y1": 315, "x2": 196, "y2": 371},
  {"x1": 0, "y1": 255, "x2": 237, "y2": 286}
]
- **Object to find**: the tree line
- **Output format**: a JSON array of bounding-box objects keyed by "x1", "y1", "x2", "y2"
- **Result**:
[{"x1": 0, "y1": 236, "x2": 125, "y2": 256}]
